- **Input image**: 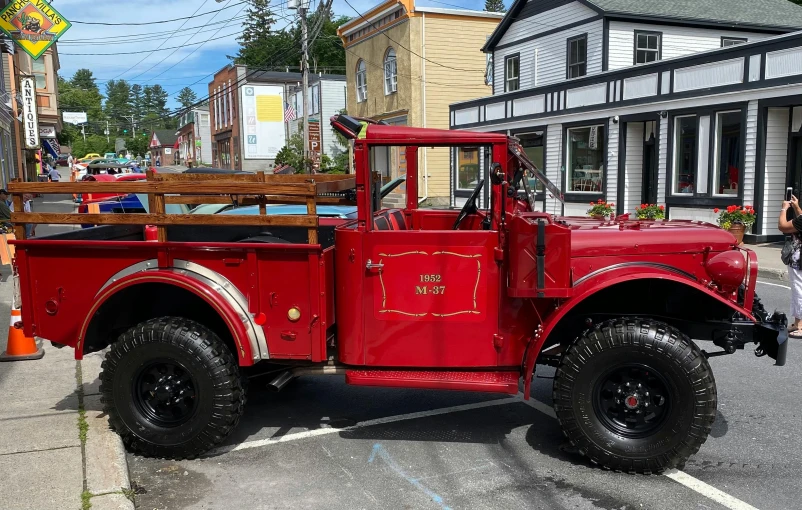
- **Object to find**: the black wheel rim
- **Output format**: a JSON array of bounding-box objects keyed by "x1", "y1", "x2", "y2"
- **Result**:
[
  {"x1": 133, "y1": 359, "x2": 199, "y2": 427},
  {"x1": 592, "y1": 363, "x2": 671, "y2": 439}
]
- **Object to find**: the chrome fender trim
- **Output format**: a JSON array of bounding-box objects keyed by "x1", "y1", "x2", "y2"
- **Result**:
[{"x1": 96, "y1": 259, "x2": 269, "y2": 360}]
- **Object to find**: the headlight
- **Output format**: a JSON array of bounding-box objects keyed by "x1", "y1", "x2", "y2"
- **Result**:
[{"x1": 705, "y1": 251, "x2": 746, "y2": 292}]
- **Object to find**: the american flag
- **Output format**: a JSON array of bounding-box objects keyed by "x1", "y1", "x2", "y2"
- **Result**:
[{"x1": 284, "y1": 101, "x2": 297, "y2": 122}]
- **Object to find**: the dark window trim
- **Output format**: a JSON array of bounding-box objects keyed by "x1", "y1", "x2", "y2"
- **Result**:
[
  {"x1": 721, "y1": 36, "x2": 748, "y2": 47},
  {"x1": 633, "y1": 30, "x2": 662, "y2": 65},
  {"x1": 666, "y1": 102, "x2": 748, "y2": 206},
  {"x1": 566, "y1": 33, "x2": 589, "y2": 80},
  {"x1": 562, "y1": 117, "x2": 608, "y2": 205},
  {"x1": 504, "y1": 53, "x2": 521, "y2": 93},
  {"x1": 710, "y1": 108, "x2": 747, "y2": 199}
]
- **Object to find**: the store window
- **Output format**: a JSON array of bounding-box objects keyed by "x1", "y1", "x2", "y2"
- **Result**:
[
  {"x1": 457, "y1": 147, "x2": 481, "y2": 191},
  {"x1": 517, "y1": 132, "x2": 544, "y2": 192},
  {"x1": 504, "y1": 54, "x2": 519, "y2": 92},
  {"x1": 32, "y1": 59, "x2": 47, "y2": 90},
  {"x1": 713, "y1": 111, "x2": 742, "y2": 196},
  {"x1": 673, "y1": 116, "x2": 697, "y2": 194},
  {"x1": 567, "y1": 35, "x2": 587, "y2": 78},
  {"x1": 566, "y1": 125, "x2": 604, "y2": 193}
]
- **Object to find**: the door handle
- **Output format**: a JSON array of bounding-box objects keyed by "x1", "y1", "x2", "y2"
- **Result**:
[{"x1": 365, "y1": 259, "x2": 384, "y2": 271}]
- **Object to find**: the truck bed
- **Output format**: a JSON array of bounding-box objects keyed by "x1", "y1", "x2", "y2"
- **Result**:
[{"x1": 14, "y1": 225, "x2": 337, "y2": 365}]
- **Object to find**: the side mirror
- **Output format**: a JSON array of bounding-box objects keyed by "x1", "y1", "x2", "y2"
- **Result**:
[{"x1": 489, "y1": 162, "x2": 504, "y2": 185}]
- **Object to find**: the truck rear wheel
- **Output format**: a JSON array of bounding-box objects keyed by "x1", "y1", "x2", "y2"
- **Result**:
[
  {"x1": 552, "y1": 318, "x2": 717, "y2": 473},
  {"x1": 100, "y1": 317, "x2": 245, "y2": 459}
]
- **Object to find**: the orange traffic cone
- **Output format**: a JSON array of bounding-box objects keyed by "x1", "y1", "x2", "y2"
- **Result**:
[{"x1": 0, "y1": 308, "x2": 44, "y2": 361}]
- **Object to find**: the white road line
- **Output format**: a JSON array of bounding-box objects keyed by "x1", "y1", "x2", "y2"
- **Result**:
[
  {"x1": 757, "y1": 280, "x2": 790, "y2": 290},
  {"x1": 518, "y1": 394, "x2": 761, "y2": 510},
  {"x1": 212, "y1": 390, "x2": 760, "y2": 510},
  {"x1": 664, "y1": 470, "x2": 760, "y2": 510},
  {"x1": 209, "y1": 397, "x2": 517, "y2": 456}
]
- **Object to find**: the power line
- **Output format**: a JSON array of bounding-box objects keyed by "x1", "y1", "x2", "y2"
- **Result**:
[
  {"x1": 59, "y1": 31, "x2": 241, "y2": 56},
  {"x1": 57, "y1": 16, "x2": 250, "y2": 45},
  {"x1": 70, "y1": 2, "x2": 246, "y2": 26}
]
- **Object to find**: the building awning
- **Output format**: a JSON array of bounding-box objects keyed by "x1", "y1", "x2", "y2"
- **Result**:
[{"x1": 42, "y1": 138, "x2": 60, "y2": 159}]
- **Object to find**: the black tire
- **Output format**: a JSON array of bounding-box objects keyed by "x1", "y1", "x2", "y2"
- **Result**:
[
  {"x1": 552, "y1": 318, "x2": 717, "y2": 474},
  {"x1": 100, "y1": 317, "x2": 245, "y2": 459}
]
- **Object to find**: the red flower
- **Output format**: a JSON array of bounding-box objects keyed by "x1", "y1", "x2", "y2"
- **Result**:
[
  {"x1": 714, "y1": 208, "x2": 720, "y2": 213},
  {"x1": 659, "y1": 205, "x2": 664, "y2": 210},
  {"x1": 590, "y1": 202, "x2": 595, "y2": 206},
  {"x1": 609, "y1": 203, "x2": 615, "y2": 207}
]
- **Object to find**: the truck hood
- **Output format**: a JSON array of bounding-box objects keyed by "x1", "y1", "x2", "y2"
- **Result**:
[{"x1": 559, "y1": 217, "x2": 738, "y2": 257}]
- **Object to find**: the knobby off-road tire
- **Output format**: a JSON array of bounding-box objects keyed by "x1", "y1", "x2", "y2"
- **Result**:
[
  {"x1": 100, "y1": 317, "x2": 246, "y2": 459},
  {"x1": 553, "y1": 318, "x2": 717, "y2": 474}
]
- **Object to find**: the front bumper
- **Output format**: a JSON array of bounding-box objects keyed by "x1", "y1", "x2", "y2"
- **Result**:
[{"x1": 711, "y1": 312, "x2": 788, "y2": 366}]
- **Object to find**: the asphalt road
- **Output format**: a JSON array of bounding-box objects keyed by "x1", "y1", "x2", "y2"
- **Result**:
[{"x1": 124, "y1": 278, "x2": 801, "y2": 510}]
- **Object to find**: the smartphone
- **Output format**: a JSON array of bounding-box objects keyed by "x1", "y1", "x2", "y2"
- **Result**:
[{"x1": 786, "y1": 187, "x2": 793, "y2": 202}]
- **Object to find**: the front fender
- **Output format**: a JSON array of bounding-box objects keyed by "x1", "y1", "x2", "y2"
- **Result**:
[
  {"x1": 522, "y1": 268, "x2": 755, "y2": 399},
  {"x1": 76, "y1": 270, "x2": 259, "y2": 365}
]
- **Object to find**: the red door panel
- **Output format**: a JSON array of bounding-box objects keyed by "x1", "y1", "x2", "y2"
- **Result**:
[{"x1": 362, "y1": 230, "x2": 500, "y2": 367}]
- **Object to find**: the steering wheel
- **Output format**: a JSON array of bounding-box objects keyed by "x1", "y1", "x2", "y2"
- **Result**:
[{"x1": 453, "y1": 179, "x2": 485, "y2": 230}]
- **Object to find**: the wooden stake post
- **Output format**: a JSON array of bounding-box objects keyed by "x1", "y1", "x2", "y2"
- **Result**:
[{"x1": 8, "y1": 173, "x2": 356, "y2": 245}]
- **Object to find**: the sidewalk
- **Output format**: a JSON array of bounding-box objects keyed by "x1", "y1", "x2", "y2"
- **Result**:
[
  {"x1": 749, "y1": 243, "x2": 788, "y2": 282},
  {"x1": 0, "y1": 194, "x2": 133, "y2": 510}
]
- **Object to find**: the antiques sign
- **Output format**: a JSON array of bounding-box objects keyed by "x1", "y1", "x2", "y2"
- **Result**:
[
  {"x1": 0, "y1": 0, "x2": 71, "y2": 60},
  {"x1": 21, "y1": 77, "x2": 39, "y2": 149}
]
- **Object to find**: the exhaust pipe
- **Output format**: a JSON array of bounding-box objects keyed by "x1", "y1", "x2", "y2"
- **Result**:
[
  {"x1": 266, "y1": 364, "x2": 348, "y2": 392},
  {"x1": 267, "y1": 371, "x2": 296, "y2": 392}
]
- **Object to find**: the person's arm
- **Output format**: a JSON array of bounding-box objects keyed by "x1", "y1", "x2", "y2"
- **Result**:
[{"x1": 779, "y1": 201, "x2": 797, "y2": 233}]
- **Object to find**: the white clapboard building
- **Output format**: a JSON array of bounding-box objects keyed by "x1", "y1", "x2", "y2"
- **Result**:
[{"x1": 449, "y1": 0, "x2": 802, "y2": 242}]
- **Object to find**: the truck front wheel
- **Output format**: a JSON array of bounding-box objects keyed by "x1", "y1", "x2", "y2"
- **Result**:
[
  {"x1": 553, "y1": 318, "x2": 717, "y2": 473},
  {"x1": 100, "y1": 317, "x2": 245, "y2": 459}
]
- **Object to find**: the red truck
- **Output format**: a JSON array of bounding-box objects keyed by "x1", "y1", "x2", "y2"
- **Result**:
[{"x1": 9, "y1": 115, "x2": 787, "y2": 474}]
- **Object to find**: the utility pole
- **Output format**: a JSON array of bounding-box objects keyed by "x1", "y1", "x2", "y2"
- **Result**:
[
  {"x1": 81, "y1": 124, "x2": 86, "y2": 142},
  {"x1": 300, "y1": 0, "x2": 310, "y2": 173},
  {"x1": 105, "y1": 121, "x2": 110, "y2": 143}
]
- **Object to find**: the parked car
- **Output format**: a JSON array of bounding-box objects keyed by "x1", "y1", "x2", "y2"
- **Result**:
[
  {"x1": 78, "y1": 153, "x2": 101, "y2": 163},
  {"x1": 55, "y1": 154, "x2": 70, "y2": 166}
]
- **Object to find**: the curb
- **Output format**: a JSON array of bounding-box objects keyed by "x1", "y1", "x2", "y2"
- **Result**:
[
  {"x1": 757, "y1": 267, "x2": 788, "y2": 282},
  {"x1": 81, "y1": 360, "x2": 134, "y2": 510}
]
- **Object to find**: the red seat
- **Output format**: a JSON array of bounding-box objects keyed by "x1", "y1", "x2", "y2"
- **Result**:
[{"x1": 373, "y1": 209, "x2": 408, "y2": 231}]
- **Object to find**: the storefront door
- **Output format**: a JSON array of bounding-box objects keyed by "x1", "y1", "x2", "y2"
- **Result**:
[{"x1": 642, "y1": 133, "x2": 658, "y2": 205}]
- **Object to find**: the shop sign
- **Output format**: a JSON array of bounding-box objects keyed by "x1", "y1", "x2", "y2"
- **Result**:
[
  {"x1": 21, "y1": 77, "x2": 38, "y2": 148},
  {"x1": 38, "y1": 125, "x2": 55, "y2": 137},
  {"x1": 0, "y1": 0, "x2": 71, "y2": 60},
  {"x1": 62, "y1": 111, "x2": 87, "y2": 124},
  {"x1": 308, "y1": 120, "x2": 321, "y2": 170}
]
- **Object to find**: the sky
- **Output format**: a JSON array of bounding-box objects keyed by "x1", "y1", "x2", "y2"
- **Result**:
[{"x1": 52, "y1": 0, "x2": 496, "y2": 111}]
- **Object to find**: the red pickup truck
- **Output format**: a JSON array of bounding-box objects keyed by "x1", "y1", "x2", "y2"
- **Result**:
[{"x1": 9, "y1": 115, "x2": 786, "y2": 473}]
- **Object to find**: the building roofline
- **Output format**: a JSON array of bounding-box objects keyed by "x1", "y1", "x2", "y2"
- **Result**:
[{"x1": 413, "y1": 6, "x2": 505, "y2": 19}]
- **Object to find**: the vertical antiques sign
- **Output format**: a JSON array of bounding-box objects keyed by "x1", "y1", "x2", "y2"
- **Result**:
[
  {"x1": 21, "y1": 77, "x2": 39, "y2": 149},
  {"x1": 0, "y1": 0, "x2": 71, "y2": 59}
]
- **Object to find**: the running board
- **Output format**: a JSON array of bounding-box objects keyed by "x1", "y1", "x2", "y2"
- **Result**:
[{"x1": 345, "y1": 370, "x2": 520, "y2": 394}]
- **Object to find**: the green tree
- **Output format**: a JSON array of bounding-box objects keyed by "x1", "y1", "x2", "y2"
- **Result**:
[
  {"x1": 177, "y1": 87, "x2": 198, "y2": 109},
  {"x1": 124, "y1": 136, "x2": 149, "y2": 158},
  {"x1": 484, "y1": 0, "x2": 506, "y2": 12},
  {"x1": 130, "y1": 84, "x2": 144, "y2": 123},
  {"x1": 231, "y1": 6, "x2": 348, "y2": 75},
  {"x1": 104, "y1": 80, "x2": 132, "y2": 130},
  {"x1": 70, "y1": 69, "x2": 99, "y2": 91},
  {"x1": 231, "y1": 0, "x2": 277, "y2": 67}
]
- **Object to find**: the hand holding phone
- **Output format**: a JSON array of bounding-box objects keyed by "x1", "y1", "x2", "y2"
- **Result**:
[{"x1": 786, "y1": 187, "x2": 794, "y2": 202}]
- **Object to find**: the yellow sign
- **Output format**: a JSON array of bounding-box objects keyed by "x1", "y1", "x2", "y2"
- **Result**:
[
  {"x1": 255, "y1": 95, "x2": 282, "y2": 123},
  {"x1": 0, "y1": 0, "x2": 71, "y2": 60}
]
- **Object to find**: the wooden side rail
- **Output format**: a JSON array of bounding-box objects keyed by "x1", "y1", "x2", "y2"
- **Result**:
[{"x1": 6, "y1": 173, "x2": 343, "y2": 244}]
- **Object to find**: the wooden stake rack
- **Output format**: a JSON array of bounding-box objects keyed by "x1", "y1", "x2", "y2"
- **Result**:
[{"x1": 8, "y1": 171, "x2": 356, "y2": 244}]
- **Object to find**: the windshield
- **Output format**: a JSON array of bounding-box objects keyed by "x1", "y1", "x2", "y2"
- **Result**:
[{"x1": 509, "y1": 140, "x2": 564, "y2": 203}]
